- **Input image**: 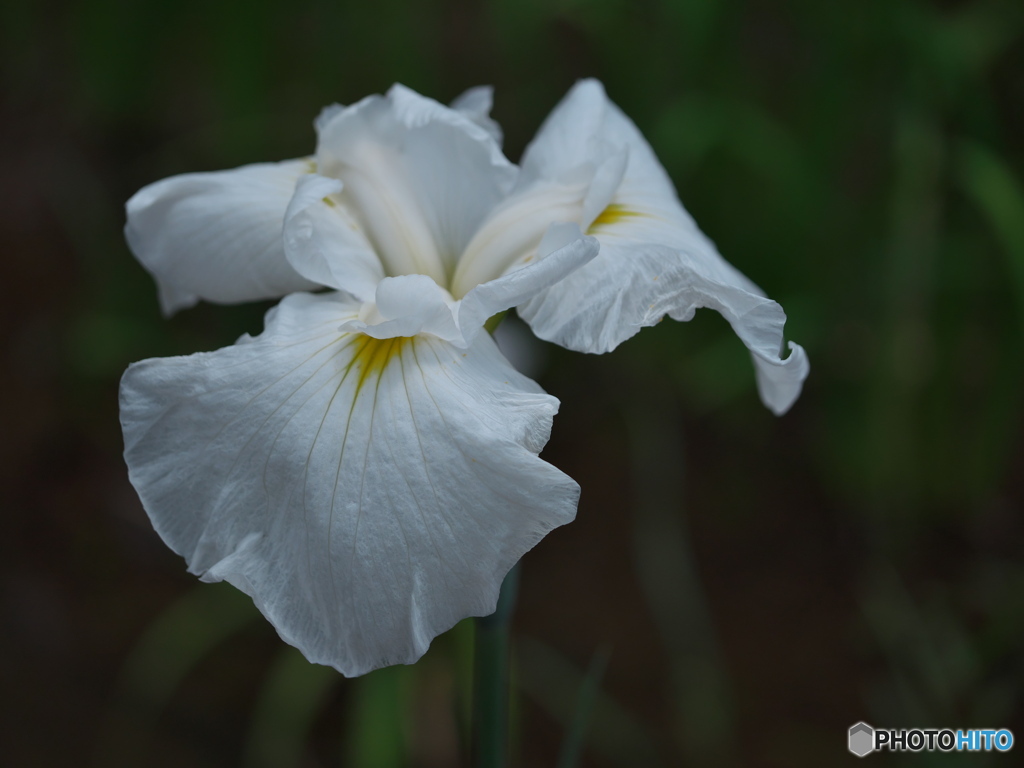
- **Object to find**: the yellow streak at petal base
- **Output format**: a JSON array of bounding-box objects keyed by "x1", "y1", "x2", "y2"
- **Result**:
[
  {"x1": 587, "y1": 203, "x2": 646, "y2": 234},
  {"x1": 348, "y1": 335, "x2": 410, "y2": 396}
]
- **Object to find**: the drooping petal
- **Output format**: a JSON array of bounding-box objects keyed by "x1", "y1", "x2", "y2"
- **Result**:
[
  {"x1": 516, "y1": 80, "x2": 808, "y2": 414},
  {"x1": 315, "y1": 84, "x2": 518, "y2": 283},
  {"x1": 282, "y1": 174, "x2": 385, "y2": 302},
  {"x1": 120, "y1": 291, "x2": 578, "y2": 676},
  {"x1": 341, "y1": 225, "x2": 599, "y2": 349},
  {"x1": 125, "y1": 159, "x2": 321, "y2": 314}
]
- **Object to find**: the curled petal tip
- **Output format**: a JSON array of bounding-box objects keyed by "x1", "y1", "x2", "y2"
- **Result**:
[{"x1": 755, "y1": 341, "x2": 810, "y2": 416}]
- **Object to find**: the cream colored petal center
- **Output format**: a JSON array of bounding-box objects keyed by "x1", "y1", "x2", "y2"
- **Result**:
[
  {"x1": 450, "y1": 179, "x2": 587, "y2": 299},
  {"x1": 327, "y1": 141, "x2": 448, "y2": 287}
]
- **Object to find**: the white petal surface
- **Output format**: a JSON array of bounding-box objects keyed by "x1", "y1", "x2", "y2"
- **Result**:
[
  {"x1": 125, "y1": 159, "x2": 321, "y2": 314},
  {"x1": 450, "y1": 177, "x2": 590, "y2": 299},
  {"x1": 516, "y1": 80, "x2": 808, "y2": 414},
  {"x1": 339, "y1": 274, "x2": 461, "y2": 342},
  {"x1": 341, "y1": 226, "x2": 599, "y2": 349},
  {"x1": 450, "y1": 85, "x2": 504, "y2": 147},
  {"x1": 457, "y1": 224, "x2": 600, "y2": 337},
  {"x1": 120, "y1": 292, "x2": 578, "y2": 676},
  {"x1": 315, "y1": 84, "x2": 518, "y2": 282},
  {"x1": 283, "y1": 174, "x2": 385, "y2": 302}
]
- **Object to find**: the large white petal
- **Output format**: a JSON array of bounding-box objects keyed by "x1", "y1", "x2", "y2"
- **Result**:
[
  {"x1": 315, "y1": 84, "x2": 518, "y2": 283},
  {"x1": 516, "y1": 80, "x2": 808, "y2": 414},
  {"x1": 125, "y1": 159, "x2": 321, "y2": 314},
  {"x1": 120, "y1": 292, "x2": 578, "y2": 676}
]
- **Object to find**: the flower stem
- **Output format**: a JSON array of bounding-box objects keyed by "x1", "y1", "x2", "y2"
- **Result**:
[{"x1": 472, "y1": 565, "x2": 519, "y2": 768}]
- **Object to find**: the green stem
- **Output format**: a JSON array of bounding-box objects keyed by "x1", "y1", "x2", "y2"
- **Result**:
[{"x1": 472, "y1": 565, "x2": 519, "y2": 768}]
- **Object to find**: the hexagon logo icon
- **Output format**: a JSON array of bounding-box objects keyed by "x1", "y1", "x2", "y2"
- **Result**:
[{"x1": 849, "y1": 722, "x2": 875, "y2": 757}]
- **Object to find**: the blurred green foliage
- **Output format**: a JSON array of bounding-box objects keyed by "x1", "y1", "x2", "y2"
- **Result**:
[{"x1": 4, "y1": 0, "x2": 1024, "y2": 765}]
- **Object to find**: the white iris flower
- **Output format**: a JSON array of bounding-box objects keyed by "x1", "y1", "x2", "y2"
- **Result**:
[{"x1": 120, "y1": 80, "x2": 808, "y2": 676}]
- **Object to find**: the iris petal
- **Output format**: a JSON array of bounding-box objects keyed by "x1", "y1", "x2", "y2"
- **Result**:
[
  {"x1": 125, "y1": 159, "x2": 321, "y2": 314},
  {"x1": 120, "y1": 292, "x2": 578, "y2": 676},
  {"x1": 516, "y1": 80, "x2": 809, "y2": 414},
  {"x1": 450, "y1": 85, "x2": 504, "y2": 147},
  {"x1": 314, "y1": 85, "x2": 517, "y2": 285},
  {"x1": 282, "y1": 174, "x2": 385, "y2": 302},
  {"x1": 341, "y1": 224, "x2": 599, "y2": 349}
]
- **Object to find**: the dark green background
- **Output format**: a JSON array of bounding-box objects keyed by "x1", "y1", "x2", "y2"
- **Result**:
[{"x1": 4, "y1": 0, "x2": 1023, "y2": 765}]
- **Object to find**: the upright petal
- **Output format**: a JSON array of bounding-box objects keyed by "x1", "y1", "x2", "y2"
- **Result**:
[
  {"x1": 450, "y1": 85, "x2": 503, "y2": 147},
  {"x1": 125, "y1": 159, "x2": 321, "y2": 314},
  {"x1": 449, "y1": 176, "x2": 590, "y2": 299},
  {"x1": 120, "y1": 292, "x2": 578, "y2": 676},
  {"x1": 315, "y1": 84, "x2": 518, "y2": 284},
  {"x1": 516, "y1": 80, "x2": 808, "y2": 414}
]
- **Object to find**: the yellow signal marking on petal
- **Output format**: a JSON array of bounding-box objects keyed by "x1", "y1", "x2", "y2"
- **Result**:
[
  {"x1": 587, "y1": 203, "x2": 647, "y2": 233},
  {"x1": 348, "y1": 336, "x2": 410, "y2": 396}
]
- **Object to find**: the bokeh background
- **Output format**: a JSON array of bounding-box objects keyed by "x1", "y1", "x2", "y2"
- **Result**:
[{"x1": 4, "y1": 0, "x2": 1024, "y2": 765}]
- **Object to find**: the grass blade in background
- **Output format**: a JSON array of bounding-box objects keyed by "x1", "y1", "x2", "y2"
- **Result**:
[
  {"x1": 956, "y1": 140, "x2": 1024, "y2": 336},
  {"x1": 343, "y1": 664, "x2": 413, "y2": 768},
  {"x1": 93, "y1": 583, "x2": 258, "y2": 767},
  {"x1": 555, "y1": 644, "x2": 612, "y2": 768},
  {"x1": 516, "y1": 636, "x2": 663, "y2": 768},
  {"x1": 243, "y1": 647, "x2": 339, "y2": 768},
  {"x1": 625, "y1": 395, "x2": 737, "y2": 767}
]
